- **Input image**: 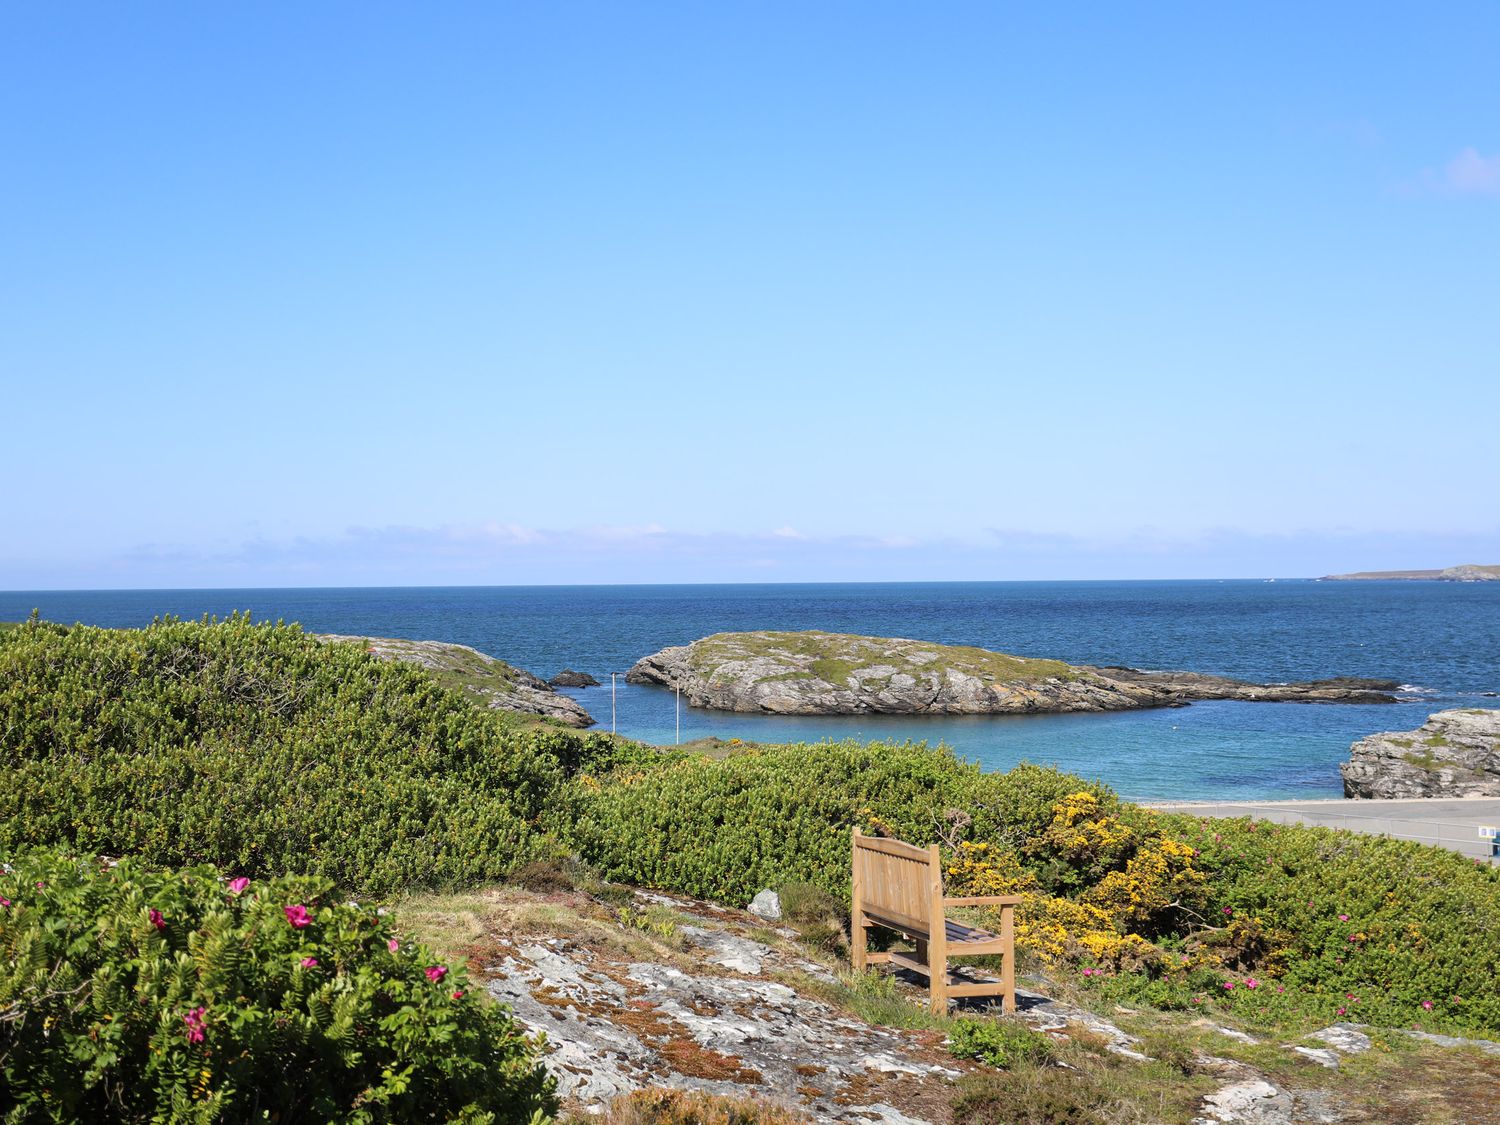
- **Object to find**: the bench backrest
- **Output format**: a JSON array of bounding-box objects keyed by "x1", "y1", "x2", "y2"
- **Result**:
[{"x1": 851, "y1": 828, "x2": 937, "y2": 930}]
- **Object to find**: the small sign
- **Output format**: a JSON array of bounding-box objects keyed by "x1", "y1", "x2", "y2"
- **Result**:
[{"x1": 1480, "y1": 826, "x2": 1498, "y2": 840}]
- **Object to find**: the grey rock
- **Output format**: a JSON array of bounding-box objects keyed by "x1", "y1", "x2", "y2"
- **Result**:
[
  {"x1": 625, "y1": 631, "x2": 1397, "y2": 717},
  {"x1": 1401, "y1": 1029, "x2": 1500, "y2": 1056},
  {"x1": 317, "y1": 634, "x2": 595, "y2": 727},
  {"x1": 748, "y1": 889, "x2": 782, "y2": 921},
  {"x1": 549, "y1": 669, "x2": 601, "y2": 688},
  {"x1": 1193, "y1": 1079, "x2": 1295, "y2": 1125},
  {"x1": 1307, "y1": 1024, "x2": 1372, "y2": 1054},
  {"x1": 680, "y1": 925, "x2": 770, "y2": 974},
  {"x1": 1291, "y1": 1046, "x2": 1340, "y2": 1068},
  {"x1": 1213, "y1": 1025, "x2": 1260, "y2": 1045},
  {"x1": 1341, "y1": 709, "x2": 1500, "y2": 799}
]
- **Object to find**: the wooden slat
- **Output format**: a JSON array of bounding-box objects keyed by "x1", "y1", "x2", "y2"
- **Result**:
[
  {"x1": 945, "y1": 919, "x2": 998, "y2": 943},
  {"x1": 853, "y1": 834, "x2": 933, "y2": 861},
  {"x1": 887, "y1": 954, "x2": 1010, "y2": 992},
  {"x1": 948, "y1": 982, "x2": 1011, "y2": 999},
  {"x1": 887, "y1": 951, "x2": 934, "y2": 978},
  {"x1": 944, "y1": 895, "x2": 1023, "y2": 907},
  {"x1": 863, "y1": 906, "x2": 930, "y2": 938}
]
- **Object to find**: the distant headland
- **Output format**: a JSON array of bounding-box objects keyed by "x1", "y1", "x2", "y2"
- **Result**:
[{"x1": 1321, "y1": 564, "x2": 1500, "y2": 581}]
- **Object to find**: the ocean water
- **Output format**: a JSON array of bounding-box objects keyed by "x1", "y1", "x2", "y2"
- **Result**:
[{"x1": 3, "y1": 580, "x2": 1497, "y2": 801}]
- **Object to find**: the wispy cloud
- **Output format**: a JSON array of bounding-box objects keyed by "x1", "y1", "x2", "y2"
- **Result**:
[
  {"x1": 1417, "y1": 147, "x2": 1500, "y2": 196},
  {"x1": 7, "y1": 521, "x2": 1500, "y2": 589}
]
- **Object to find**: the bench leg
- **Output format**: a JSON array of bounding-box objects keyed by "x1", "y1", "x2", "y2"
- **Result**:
[
  {"x1": 852, "y1": 914, "x2": 868, "y2": 973},
  {"x1": 929, "y1": 950, "x2": 948, "y2": 1015},
  {"x1": 1000, "y1": 904, "x2": 1016, "y2": 1013}
]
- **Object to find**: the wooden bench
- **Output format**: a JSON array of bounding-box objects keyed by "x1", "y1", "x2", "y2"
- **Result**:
[{"x1": 851, "y1": 827, "x2": 1019, "y2": 1014}]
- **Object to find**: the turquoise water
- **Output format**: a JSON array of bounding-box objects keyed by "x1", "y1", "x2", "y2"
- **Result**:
[{"x1": 3, "y1": 580, "x2": 1496, "y2": 800}]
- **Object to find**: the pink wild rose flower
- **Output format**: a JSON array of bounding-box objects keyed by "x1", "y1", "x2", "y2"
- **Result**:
[
  {"x1": 149, "y1": 908, "x2": 166, "y2": 932},
  {"x1": 227, "y1": 877, "x2": 250, "y2": 895},
  {"x1": 183, "y1": 1006, "x2": 207, "y2": 1045},
  {"x1": 388, "y1": 938, "x2": 400, "y2": 953},
  {"x1": 426, "y1": 965, "x2": 448, "y2": 983},
  {"x1": 300, "y1": 957, "x2": 319, "y2": 969},
  {"x1": 284, "y1": 904, "x2": 312, "y2": 928}
]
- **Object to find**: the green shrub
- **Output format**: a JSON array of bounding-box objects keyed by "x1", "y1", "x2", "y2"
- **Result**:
[
  {"x1": 946, "y1": 1017, "x2": 1055, "y2": 1068},
  {"x1": 1160, "y1": 814, "x2": 1500, "y2": 1032},
  {"x1": 564, "y1": 743, "x2": 1099, "y2": 903},
  {"x1": 0, "y1": 846, "x2": 556, "y2": 1123},
  {"x1": 0, "y1": 615, "x2": 598, "y2": 894}
]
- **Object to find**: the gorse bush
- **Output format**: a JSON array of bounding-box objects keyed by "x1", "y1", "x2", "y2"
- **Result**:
[
  {"x1": 0, "y1": 846, "x2": 555, "y2": 1123},
  {"x1": 0, "y1": 615, "x2": 615, "y2": 894}
]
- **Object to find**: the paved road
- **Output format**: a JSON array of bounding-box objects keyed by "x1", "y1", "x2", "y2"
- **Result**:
[{"x1": 1144, "y1": 796, "x2": 1500, "y2": 862}]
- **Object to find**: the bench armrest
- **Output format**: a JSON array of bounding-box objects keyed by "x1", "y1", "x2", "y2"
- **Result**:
[{"x1": 944, "y1": 895, "x2": 1022, "y2": 908}]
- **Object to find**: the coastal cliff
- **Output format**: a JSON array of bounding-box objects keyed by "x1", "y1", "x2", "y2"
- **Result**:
[
  {"x1": 317, "y1": 633, "x2": 595, "y2": 727},
  {"x1": 625, "y1": 631, "x2": 1399, "y2": 716},
  {"x1": 1341, "y1": 709, "x2": 1500, "y2": 798}
]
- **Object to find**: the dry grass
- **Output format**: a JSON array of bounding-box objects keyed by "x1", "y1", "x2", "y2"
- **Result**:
[{"x1": 563, "y1": 1088, "x2": 809, "y2": 1125}]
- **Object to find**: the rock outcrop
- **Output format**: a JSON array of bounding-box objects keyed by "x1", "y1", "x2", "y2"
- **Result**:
[
  {"x1": 625, "y1": 632, "x2": 1399, "y2": 717},
  {"x1": 549, "y1": 669, "x2": 601, "y2": 688},
  {"x1": 317, "y1": 634, "x2": 595, "y2": 727},
  {"x1": 1341, "y1": 709, "x2": 1500, "y2": 798}
]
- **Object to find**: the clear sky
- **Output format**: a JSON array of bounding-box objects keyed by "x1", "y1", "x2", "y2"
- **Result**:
[{"x1": 3, "y1": 3, "x2": 1497, "y2": 587}]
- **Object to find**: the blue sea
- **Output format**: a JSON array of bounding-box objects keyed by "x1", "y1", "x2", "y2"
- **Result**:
[{"x1": 3, "y1": 581, "x2": 1497, "y2": 801}]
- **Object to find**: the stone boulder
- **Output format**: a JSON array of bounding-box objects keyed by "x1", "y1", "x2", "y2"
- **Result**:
[
  {"x1": 549, "y1": 669, "x2": 600, "y2": 688},
  {"x1": 1342, "y1": 709, "x2": 1500, "y2": 798}
]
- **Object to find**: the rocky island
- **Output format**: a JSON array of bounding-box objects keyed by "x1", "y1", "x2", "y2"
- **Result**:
[
  {"x1": 1341, "y1": 708, "x2": 1500, "y2": 798},
  {"x1": 625, "y1": 631, "x2": 1400, "y2": 716},
  {"x1": 317, "y1": 634, "x2": 595, "y2": 727}
]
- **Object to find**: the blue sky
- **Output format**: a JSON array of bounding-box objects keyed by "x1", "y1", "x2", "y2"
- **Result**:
[{"x1": 2, "y1": 3, "x2": 1497, "y2": 587}]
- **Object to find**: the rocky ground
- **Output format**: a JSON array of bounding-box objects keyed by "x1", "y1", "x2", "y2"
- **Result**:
[
  {"x1": 1341, "y1": 709, "x2": 1500, "y2": 798},
  {"x1": 626, "y1": 632, "x2": 1398, "y2": 717},
  {"x1": 316, "y1": 634, "x2": 596, "y2": 727},
  {"x1": 396, "y1": 884, "x2": 1500, "y2": 1124}
]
